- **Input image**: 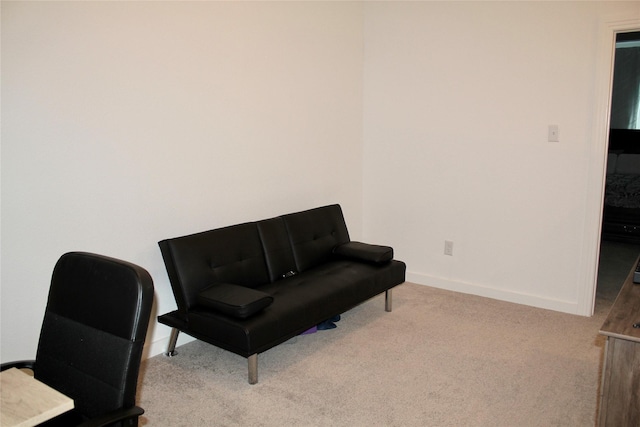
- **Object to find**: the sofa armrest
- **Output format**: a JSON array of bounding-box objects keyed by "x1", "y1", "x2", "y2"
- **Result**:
[
  {"x1": 197, "y1": 283, "x2": 274, "y2": 319},
  {"x1": 333, "y1": 241, "x2": 393, "y2": 265}
]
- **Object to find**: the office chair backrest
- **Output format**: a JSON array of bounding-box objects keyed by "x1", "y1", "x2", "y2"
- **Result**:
[{"x1": 34, "y1": 252, "x2": 154, "y2": 419}]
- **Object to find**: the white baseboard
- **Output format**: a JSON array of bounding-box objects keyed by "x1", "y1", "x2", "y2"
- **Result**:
[{"x1": 406, "y1": 271, "x2": 580, "y2": 315}]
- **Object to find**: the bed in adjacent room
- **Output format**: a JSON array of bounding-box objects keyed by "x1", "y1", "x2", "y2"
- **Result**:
[{"x1": 602, "y1": 130, "x2": 640, "y2": 244}]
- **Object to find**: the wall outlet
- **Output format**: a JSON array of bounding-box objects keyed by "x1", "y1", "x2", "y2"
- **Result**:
[{"x1": 444, "y1": 240, "x2": 454, "y2": 256}]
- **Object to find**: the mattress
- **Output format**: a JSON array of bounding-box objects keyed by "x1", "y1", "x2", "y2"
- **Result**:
[{"x1": 605, "y1": 173, "x2": 640, "y2": 209}]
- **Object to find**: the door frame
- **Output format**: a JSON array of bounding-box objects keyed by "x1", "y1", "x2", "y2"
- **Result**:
[{"x1": 579, "y1": 17, "x2": 640, "y2": 317}]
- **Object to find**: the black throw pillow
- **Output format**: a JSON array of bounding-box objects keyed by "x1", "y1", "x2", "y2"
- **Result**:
[
  {"x1": 197, "y1": 283, "x2": 274, "y2": 319},
  {"x1": 333, "y1": 241, "x2": 393, "y2": 265}
]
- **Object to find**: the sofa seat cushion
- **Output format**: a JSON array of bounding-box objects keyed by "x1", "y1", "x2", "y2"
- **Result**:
[
  {"x1": 197, "y1": 284, "x2": 274, "y2": 319},
  {"x1": 187, "y1": 259, "x2": 406, "y2": 356},
  {"x1": 333, "y1": 241, "x2": 393, "y2": 265}
]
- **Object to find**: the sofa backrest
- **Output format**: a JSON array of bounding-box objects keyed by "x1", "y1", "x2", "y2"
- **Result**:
[
  {"x1": 158, "y1": 204, "x2": 351, "y2": 315},
  {"x1": 159, "y1": 222, "x2": 270, "y2": 315},
  {"x1": 281, "y1": 204, "x2": 350, "y2": 273}
]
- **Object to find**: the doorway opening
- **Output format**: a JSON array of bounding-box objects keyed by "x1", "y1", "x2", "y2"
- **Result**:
[{"x1": 595, "y1": 30, "x2": 640, "y2": 311}]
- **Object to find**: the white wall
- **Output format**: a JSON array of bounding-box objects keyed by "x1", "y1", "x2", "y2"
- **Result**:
[
  {"x1": 362, "y1": 1, "x2": 640, "y2": 315},
  {"x1": 1, "y1": 1, "x2": 364, "y2": 362},
  {"x1": 3, "y1": 0, "x2": 639, "y2": 363}
]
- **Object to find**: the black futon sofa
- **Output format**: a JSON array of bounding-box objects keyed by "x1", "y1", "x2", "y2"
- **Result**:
[{"x1": 157, "y1": 204, "x2": 406, "y2": 383}]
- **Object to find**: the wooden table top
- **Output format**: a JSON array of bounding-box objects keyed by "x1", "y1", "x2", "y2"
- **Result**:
[
  {"x1": 0, "y1": 367, "x2": 74, "y2": 427},
  {"x1": 600, "y1": 255, "x2": 640, "y2": 343}
]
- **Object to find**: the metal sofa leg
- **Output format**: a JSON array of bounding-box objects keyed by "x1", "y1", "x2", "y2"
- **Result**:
[
  {"x1": 164, "y1": 328, "x2": 179, "y2": 357},
  {"x1": 248, "y1": 354, "x2": 258, "y2": 385},
  {"x1": 385, "y1": 289, "x2": 392, "y2": 312}
]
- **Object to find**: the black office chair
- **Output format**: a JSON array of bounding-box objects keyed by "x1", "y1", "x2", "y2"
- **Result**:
[{"x1": 1, "y1": 252, "x2": 154, "y2": 427}]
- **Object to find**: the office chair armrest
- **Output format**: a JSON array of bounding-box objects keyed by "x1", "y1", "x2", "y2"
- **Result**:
[
  {"x1": 77, "y1": 405, "x2": 144, "y2": 427},
  {"x1": 0, "y1": 360, "x2": 36, "y2": 371}
]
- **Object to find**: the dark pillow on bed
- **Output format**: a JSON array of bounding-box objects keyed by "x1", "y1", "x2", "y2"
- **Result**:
[
  {"x1": 197, "y1": 283, "x2": 273, "y2": 319},
  {"x1": 333, "y1": 241, "x2": 393, "y2": 265}
]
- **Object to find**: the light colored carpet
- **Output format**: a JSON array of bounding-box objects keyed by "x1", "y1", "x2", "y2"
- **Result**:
[{"x1": 137, "y1": 280, "x2": 617, "y2": 426}]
